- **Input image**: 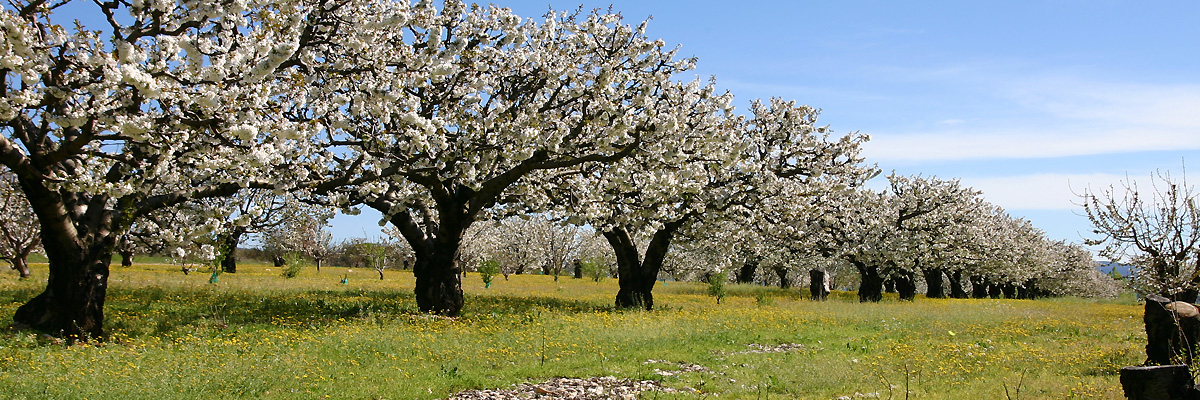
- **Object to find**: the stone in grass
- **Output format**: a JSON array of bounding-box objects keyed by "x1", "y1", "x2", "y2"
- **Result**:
[
  {"x1": 1119, "y1": 365, "x2": 1200, "y2": 400},
  {"x1": 736, "y1": 343, "x2": 806, "y2": 354},
  {"x1": 447, "y1": 376, "x2": 667, "y2": 400}
]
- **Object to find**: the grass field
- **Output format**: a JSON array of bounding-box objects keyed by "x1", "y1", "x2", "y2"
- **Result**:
[{"x1": 0, "y1": 261, "x2": 1142, "y2": 399}]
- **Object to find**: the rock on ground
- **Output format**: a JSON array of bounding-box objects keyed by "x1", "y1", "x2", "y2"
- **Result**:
[{"x1": 446, "y1": 376, "x2": 665, "y2": 400}]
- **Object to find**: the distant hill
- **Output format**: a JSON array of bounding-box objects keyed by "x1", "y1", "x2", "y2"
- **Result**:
[{"x1": 1096, "y1": 261, "x2": 1132, "y2": 277}]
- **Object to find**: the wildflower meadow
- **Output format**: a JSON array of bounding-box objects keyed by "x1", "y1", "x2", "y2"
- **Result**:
[{"x1": 0, "y1": 262, "x2": 1141, "y2": 399}]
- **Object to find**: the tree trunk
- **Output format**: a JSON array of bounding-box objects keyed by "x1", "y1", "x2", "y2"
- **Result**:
[
  {"x1": 221, "y1": 229, "x2": 243, "y2": 273},
  {"x1": 614, "y1": 268, "x2": 656, "y2": 310},
  {"x1": 1018, "y1": 279, "x2": 1040, "y2": 299},
  {"x1": 949, "y1": 270, "x2": 968, "y2": 298},
  {"x1": 119, "y1": 250, "x2": 133, "y2": 268},
  {"x1": 894, "y1": 270, "x2": 917, "y2": 301},
  {"x1": 13, "y1": 238, "x2": 111, "y2": 340},
  {"x1": 1001, "y1": 283, "x2": 1017, "y2": 299},
  {"x1": 970, "y1": 275, "x2": 989, "y2": 299},
  {"x1": 607, "y1": 228, "x2": 654, "y2": 310},
  {"x1": 855, "y1": 261, "x2": 883, "y2": 302},
  {"x1": 774, "y1": 266, "x2": 791, "y2": 289},
  {"x1": 809, "y1": 269, "x2": 829, "y2": 301},
  {"x1": 923, "y1": 268, "x2": 946, "y2": 298},
  {"x1": 883, "y1": 278, "x2": 896, "y2": 293},
  {"x1": 411, "y1": 247, "x2": 464, "y2": 315},
  {"x1": 573, "y1": 259, "x2": 582, "y2": 279},
  {"x1": 272, "y1": 255, "x2": 285, "y2": 268},
  {"x1": 606, "y1": 221, "x2": 686, "y2": 311},
  {"x1": 10, "y1": 255, "x2": 31, "y2": 278},
  {"x1": 988, "y1": 283, "x2": 1003, "y2": 299},
  {"x1": 384, "y1": 205, "x2": 469, "y2": 317},
  {"x1": 737, "y1": 260, "x2": 758, "y2": 284}
]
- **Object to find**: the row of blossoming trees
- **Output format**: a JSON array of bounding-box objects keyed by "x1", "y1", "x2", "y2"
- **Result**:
[
  {"x1": 449, "y1": 172, "x2": 1116, "y2": 302},
  {"x1": 0, "y1": 0, "x2": 1113, "y2": 339}
]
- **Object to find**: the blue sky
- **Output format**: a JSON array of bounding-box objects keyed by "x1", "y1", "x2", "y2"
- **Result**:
[{"x1": 54, "y1": 1, "x2": 1200, "y2": 248}]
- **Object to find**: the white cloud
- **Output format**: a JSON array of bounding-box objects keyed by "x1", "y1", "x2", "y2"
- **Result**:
[
  {"x1": 863, "y1": 78, "x2": 1200, "y2": 162},
  {"x1": 961, "y1": 173, "x2": 1137, "y2": 211},
  {"x1": 865, "y1": 130, "x2": 1200, "y2": 161},
  {"x1": 1009, "y1": 80, "x2": 1200, "y2": 131}
]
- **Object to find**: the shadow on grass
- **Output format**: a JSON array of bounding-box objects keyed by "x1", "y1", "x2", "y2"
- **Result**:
[
  {"x1": 662, "y1": 282, "x2": 814, "y2": 299},
  {"x1": 86, "y1": 286, "x2": 614, "y2": 338},
  {"x1": 466, "y1": 293, "x2": 611, "y2": 315}
]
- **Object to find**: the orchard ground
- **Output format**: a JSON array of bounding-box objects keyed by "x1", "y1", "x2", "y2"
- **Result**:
[{"x1": 0, "y1": 261, "x2": 1140, "y2": 399}]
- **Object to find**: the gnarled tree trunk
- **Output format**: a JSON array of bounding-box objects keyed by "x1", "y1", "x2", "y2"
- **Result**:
[
  {"x1": 10, "y1": 256, "x2": 31, "y2": 278},
  {"x1": 923, "y1": 268, "x2": 946, "y2": 298},
  {"x1": 894, "y1": 270, "x2": 917, "y2": 301},
  {"x1": 7, "y1": 246, "x2": 33, "y2": 278},
  {"x1": 8, "y1": 173, "x2": 131, "y2": 340},
  {"x1": 1001, "y1": 282, "x2": 1017, "y2": 299},
  {"x1": 737, "y1": 260, "x2": 758, "y2": 284},
  {"x1": 1018, "y1": 279, "x2": 1040, "y2": 299},
  {"x1": 809, "y1": 269, "x2": 829, "y2": 301},
  {"x1": 14, "y1": 235, "x2": 113, "y2": 340},
  {"x1": 774, "y1": 265, "x2": 791, "y2": 289},
  {"x1": 411, "y1": 249, "x2": 463, "y2": 314},
  {"x1": 221, "y1": 228, "x2": 245, "y2": 273},
  {"x1": 854, "y1": 260, "x2": 883, "y2": 302},
  {"x1": 387, "y1": 207, "x2": 468, "y2": 316},
  {"x1": 970, "y1": 275, "x2": 989, "y2": 299},
  {"x1": 949, "y1": 270, "x2": 968, "y2": 298},
  {"x1": 988, "y1": 283, "x2": 1003, "y2": 299},
  {"x1": 605, "y1": 221, "x2": 686, "y2": 311},
  {"x1": 119, "y1": 250, "x2": 134, "y2": 268}
]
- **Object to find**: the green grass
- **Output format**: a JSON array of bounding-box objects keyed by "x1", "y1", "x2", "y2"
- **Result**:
[{"x1": 0, "y1": 262, "x2": 1141, "y2": 399}]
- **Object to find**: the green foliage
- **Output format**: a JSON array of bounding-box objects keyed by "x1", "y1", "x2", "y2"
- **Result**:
[
  {"x1": 707, "y1": 270, "x2": 728, "y2": 304},
  {"x1": 579, "y1": 257, "x2": 607, "y2": 282},
  {"x1": 337, "y1": 240, "x2": 401, "y2": 273},
  {"x1": 754, "y1": 291, "x2": 775, "y2": 306},
  {"x1": 280, "y1": 252, "x2": 304, "y2": 278},
  {"x1": 478, "y1": 258, "x2": 500, "y2": 288},
  {"x1": 1108, "y1": 266, "x2": 1125, "y2": 281},
  {"x1": 208, "y1": 240, "x2": 232, "y2": 285}
]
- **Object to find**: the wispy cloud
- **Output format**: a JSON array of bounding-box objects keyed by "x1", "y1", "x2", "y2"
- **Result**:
[
  {"x1": 863, "y1": 79, "x2": 1200, "y2": 162},
  {"x1": 1009, "y1": 80, "x2": 1200, "y2": 131},
  {"x1": 865, "y1": 130, "x2": 1200, "y2": 161},
  {"x1": 959, "y1": 173, "x2": 1131, "y2": 211}
]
